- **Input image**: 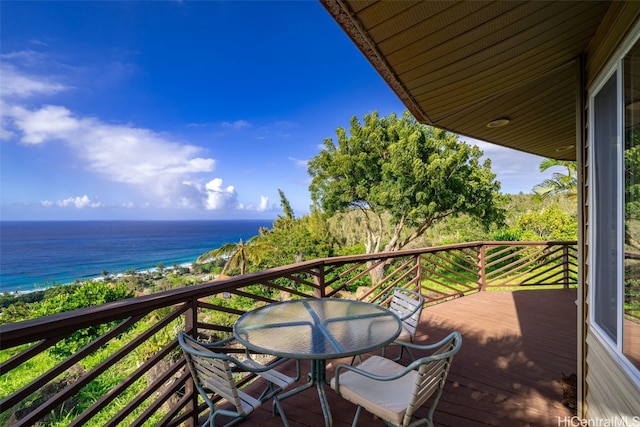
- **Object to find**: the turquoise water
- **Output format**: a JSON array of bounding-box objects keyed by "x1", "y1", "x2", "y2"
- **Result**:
[{"x1": 0, "y1": 220, "x2": 273, "y2": 293}]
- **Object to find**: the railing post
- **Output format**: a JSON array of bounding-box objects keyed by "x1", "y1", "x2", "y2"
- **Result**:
[
  {"x1": 184, "y1": 296, "x2": 199, "y2": 427},
  {"x1": 563, "y1": 244, "x2": 570, "y2": 289},
  {"x1": 314, "y1": 265, "x2": 326, "y2": 298},
  {"x1": 478, "y1": 245, "x2": 487, "y2": 291},
  {"x1": 415, "y1": 254, "x2": 422, "y2": 295}
]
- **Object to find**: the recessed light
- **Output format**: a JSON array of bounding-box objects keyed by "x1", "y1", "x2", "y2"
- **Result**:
[
  {"x1": 486, "y1": 118, "x2": 510, "y2": 128},
  {"x1": 555, "y1": 145, "x2": 574, "y2": 152}
]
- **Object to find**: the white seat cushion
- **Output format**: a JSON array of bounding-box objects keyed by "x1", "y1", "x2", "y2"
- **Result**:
[{"x1": 330, "y1": 355, "x2": 418, "y2": 426}]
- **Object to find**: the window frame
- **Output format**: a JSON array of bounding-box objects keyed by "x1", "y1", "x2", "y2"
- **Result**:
[{"x1": 588, "y1": 21, "x2": 640, "y2": 382}]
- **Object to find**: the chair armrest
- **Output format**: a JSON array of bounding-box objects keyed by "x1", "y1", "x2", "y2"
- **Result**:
[
  {"x1": 179, "y1": 332, "x2": 299, "y2": 382},
  {"x1": 200, "y1": 335, "x2": 289, "y2": 369},
  {"x1": 199, "y1": 336, "x2": 252, "y2": 356},
  {"x1": 398, "y1": 331, "x2": 461, "y2": 353},
  {"x1": 230, "y1": 356, "x2": 292, "y2": 373}
]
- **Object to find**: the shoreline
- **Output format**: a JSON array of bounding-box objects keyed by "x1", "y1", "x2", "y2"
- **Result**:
[{"x1": 2, "y1": 260, "x2": 201, "y2": 296}]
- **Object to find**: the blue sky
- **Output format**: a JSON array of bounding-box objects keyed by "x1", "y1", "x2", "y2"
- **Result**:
[{"x1": 0, "y1": 1, "x2": 554, "y2": 221}]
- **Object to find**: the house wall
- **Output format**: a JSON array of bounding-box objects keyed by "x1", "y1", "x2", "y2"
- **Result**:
[
  {"x1": 585, "y1": 334, "x2": 640, "y2": 421},
  {"x1": 583, "y1": 1, "x2": 640, "y2": 422}
]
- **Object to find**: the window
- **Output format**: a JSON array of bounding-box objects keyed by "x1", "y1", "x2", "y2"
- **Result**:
[{"x1": 591, "y1": 34, "x2": 640, "y2": 372}]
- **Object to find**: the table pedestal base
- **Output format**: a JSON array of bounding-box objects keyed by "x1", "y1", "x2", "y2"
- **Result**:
[{"x1": 276, "y1": 359, "x2": 333, "y2": 427}]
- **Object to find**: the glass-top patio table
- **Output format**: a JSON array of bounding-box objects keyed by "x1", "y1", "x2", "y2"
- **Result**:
[{"x1": 233, "y1": 298, "x2": 402, "y2": 427}]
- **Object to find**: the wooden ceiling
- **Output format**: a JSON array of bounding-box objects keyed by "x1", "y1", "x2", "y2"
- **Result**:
[{"x1": 321, "y1": 0, "x2": 612, "y2": 160}]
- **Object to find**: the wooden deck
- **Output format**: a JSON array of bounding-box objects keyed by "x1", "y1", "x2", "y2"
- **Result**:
[{"x1": 215, "y1": 288, "x2": 577, "y2": 427}]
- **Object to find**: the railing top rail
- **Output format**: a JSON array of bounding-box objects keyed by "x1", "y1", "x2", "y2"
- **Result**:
[
  {"x1": 314, "y1": 241, "x2": 577, "y2": 264},
  {"x1": 625, "y1": 251, "x2": 640, "y2": 260}
]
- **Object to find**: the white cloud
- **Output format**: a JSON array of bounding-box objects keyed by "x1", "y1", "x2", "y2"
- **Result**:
[
  {"x1": 238, "y1": 196, "x2": 273, "y2": 213},
  {"x1": 10, "y1": 105, "x2": 79, "y2": 144},
  {"x1": 221, "y1": 120, "x2": 252, "y2": 130},
  {"x1": 204, "y1": 178, "x2": 239, "y2": 210},
  {"x1": 461, "y1": 136, "x2": 552, "y2": 194},
  {"x1": 0, "y1": 64, "x2": 69, "y2": 98},
  {"x1": 4, "y1": 103, "x2": 226, "y2": 208},
  {"x1": 29, "y1": 40, "x2": 49, "y2": 47},
  {"x1": 2, "y1": 50, "x2": 283, "y2": 213},
  {"x1": 41, "y1": 195, "x2": 103, "y2": 209},
  {"x1": 258, "y1": 196, "x2": 268, "y2": 212},
  {"x1": 289, "y1": 157, "x2": 308, "y2": 168}
]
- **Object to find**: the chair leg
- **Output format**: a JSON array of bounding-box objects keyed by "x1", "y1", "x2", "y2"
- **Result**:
[
  {"x1": 259, "y1": 382, "x2": 275, "y2": 401},
  {"x1": 391, "y1": 344, "x2": 416, "y2": 362},
  {"x1": 351, "y1": 405, "x2": 363, "y2": 427},
  {"x1": 402, "y1": 345, "x2": 416, "y2": 362},
  {"x1": 390, "y1": 344, "x2": 404, "y2": 362},
  {"x1": 425, "y1": 388, "x2": 444, "y2": 427},
  {"x1": 390, "y1": 344, "x2": 402, "y2": 361},
  {"x1": 273, "y1": 397, "x2": 290, "y2": 427}
]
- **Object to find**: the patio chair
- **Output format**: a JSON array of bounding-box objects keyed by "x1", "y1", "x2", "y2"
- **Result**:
[
  {"x1": 384, "y1": 287, "x2": 425, "y2": 361},
  {"x1": 178, "y1": 332, "x2": 300, "y2": 427},
  {"x1": 331, "y1": 331, "x2": 462, "y2": 427}
]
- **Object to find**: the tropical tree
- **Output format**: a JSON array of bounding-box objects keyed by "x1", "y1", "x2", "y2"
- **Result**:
[
  {"x1": 278, "y1": 188, "x2": 295, "y2": 220},
  {"x1": 308, "y1": 110, "x2": 506, "y2": 279},
  {"x1": 532, "y1": 158, "x2": 577, "y2": 200},
  {"x1": 196, "y1": 236, "x2": 274, "y2": 276}
]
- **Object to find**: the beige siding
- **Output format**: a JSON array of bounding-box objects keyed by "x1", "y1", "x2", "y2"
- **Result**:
[
  {"x1": 583, "y1": 1, "x2": 640, "y2": 422},
  {"x1": 585, "y1": 334, "x2": 640, "y2": 422}
]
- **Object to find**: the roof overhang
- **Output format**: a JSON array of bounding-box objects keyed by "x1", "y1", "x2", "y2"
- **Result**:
[{"x1": 321, "y1": 0, "x2": 613, "y2": 160}]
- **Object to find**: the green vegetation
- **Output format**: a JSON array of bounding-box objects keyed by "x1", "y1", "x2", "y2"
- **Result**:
[{"x1": 1, "y1": 282, "x2": 133, "y2": 326}]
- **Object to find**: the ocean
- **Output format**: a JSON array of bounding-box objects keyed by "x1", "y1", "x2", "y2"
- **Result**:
[{"x1": 0, "y1": 220, "x2": 273, "y2": 293}]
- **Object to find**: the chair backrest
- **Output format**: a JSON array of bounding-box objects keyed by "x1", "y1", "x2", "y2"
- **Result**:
[
  {"x1": 403, "y1": 331, "x2": 461, "y2": 425},
  {"x1": 388, "y1": 288, "x2": 424, "y2": 339},
  {"x1": 179, "y1": 333, "x2": 248, "y2": 416}
]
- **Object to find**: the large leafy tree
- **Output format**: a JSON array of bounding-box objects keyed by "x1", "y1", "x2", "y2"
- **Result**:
[{"x1": 308, "y1": 111, "x2": 506, "y2": 261}]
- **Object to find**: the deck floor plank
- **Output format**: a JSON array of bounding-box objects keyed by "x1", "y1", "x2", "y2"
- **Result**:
[{"x1": 211, "y1": 288, "x2": 577, "y2": 426}]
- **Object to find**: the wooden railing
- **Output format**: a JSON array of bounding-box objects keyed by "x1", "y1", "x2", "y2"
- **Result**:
[
  {"x1": 625, "y1": 251, "x2": 640, "y2": 322},
  {"x1": 0, "y1": 241, "x2": 577, "y2": 426}
]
